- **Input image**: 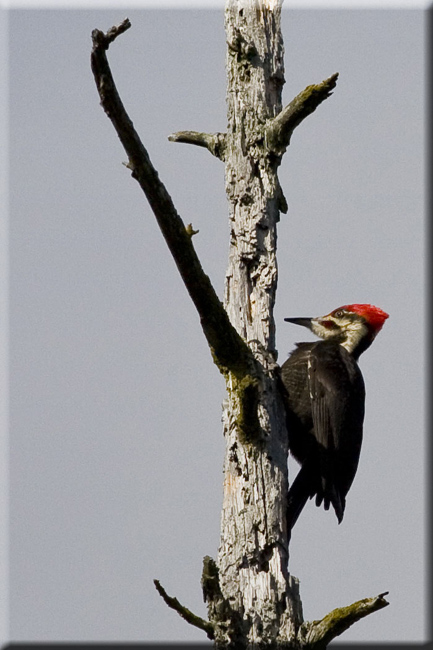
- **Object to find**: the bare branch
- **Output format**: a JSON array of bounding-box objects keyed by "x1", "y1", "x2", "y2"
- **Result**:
[
  {"x1": 90, "y1": 22, "x2": 253, "y2": 378},
  {"x1": 91, "y1": 18, "x2": 131, "y2": 49},
  {"x1": 153, "y1": 579, "x2": 215, "y2": 639},
  {"x1": 266, "y1": 73, "x2": 339, "y2": 155},
  {"x1": 301, "y1": 591, "x2": 390, "y2": 649},
  {"x1": 168, "y1": 130, "x2": 227, "y2": 160}
]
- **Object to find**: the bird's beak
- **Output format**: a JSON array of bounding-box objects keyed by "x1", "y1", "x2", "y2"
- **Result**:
[{"x1": 284, "y1": 317, "x2": 314, "y2": 331}]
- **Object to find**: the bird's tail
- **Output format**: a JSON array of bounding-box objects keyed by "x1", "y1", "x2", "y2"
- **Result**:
[
  {"x1": 317, "y1": 452, "x2": 346, "y2": 523},
  {"x1": 286, "y1": 460, "x2": 316, "y2": 534},
  {"x1": 317, "y1": 485, "x2": 345, "y2": 524},
  {"x1": 287, "y1": 461, "x2": 346, "y2": 534}
]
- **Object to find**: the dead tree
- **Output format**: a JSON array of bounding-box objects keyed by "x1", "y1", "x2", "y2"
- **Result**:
[{"x1": 91, "y1": 2, "x2": 389, "y2": 647}]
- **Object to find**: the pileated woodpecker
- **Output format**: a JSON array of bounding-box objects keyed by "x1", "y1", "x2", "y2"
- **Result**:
[{"x1": 280, "y1": 304, "x2": 389, "y2": 532}]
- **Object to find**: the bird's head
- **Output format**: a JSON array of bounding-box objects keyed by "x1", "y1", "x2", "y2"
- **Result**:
[{"x1": 285, "y1": 304, "x2": 389, "y2": 358}]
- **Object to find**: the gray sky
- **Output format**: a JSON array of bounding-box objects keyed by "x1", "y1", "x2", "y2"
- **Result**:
[{"x1": 4, "y1": 6, "x2": 425, "y2": 645}]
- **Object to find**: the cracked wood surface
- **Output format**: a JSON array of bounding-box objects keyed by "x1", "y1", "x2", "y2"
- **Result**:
[{"x1": 215, "y1": 2, "x2": 303, "y2": 644}]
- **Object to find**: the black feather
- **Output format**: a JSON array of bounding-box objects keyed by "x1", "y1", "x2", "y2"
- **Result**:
[{"x1": 281, "y1": 340, "x2": 365, "y2": 528}]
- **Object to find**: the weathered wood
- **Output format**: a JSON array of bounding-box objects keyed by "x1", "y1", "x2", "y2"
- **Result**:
[
  {"x1": 210, "y1": 2, "x2": 304, "y2": 645},
  {"x1": 153, "y1": 579, "x2": 215, "y2": 639},
  {"x1": 300, "y1": 592, "x2": 390, "y2": 649},
  {"x1": 90, "y1": 19, "x2": 253, "y2": 380},
  {"x1": 265, "y1": 73, "x2": 339, "y2": 155},
  {"x1": 168, "y1": 130, "x2": 227, "y2": 160}
]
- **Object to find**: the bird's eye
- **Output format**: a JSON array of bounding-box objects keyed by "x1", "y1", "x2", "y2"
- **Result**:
[{"x1": 334, "y1": 310, "x2": 344, "y2": 318}]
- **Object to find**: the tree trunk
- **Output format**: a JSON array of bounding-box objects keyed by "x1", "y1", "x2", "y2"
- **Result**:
[{"x1": 213, "y1": 1, "x2": 302, "y2": 645}]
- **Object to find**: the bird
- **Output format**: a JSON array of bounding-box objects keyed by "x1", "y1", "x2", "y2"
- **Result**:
[{"x1": 280, "y1": 303, "x2": 389, "y2": 533}]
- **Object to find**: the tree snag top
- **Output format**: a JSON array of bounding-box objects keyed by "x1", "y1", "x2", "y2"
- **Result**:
[{"x1": 91, "y1": 10, "x2": 389, "y2": 646}]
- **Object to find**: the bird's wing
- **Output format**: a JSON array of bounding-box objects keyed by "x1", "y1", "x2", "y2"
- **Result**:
[
  {"x1": 307, "y1": 343, "x2": 361, "y2": 521},
  {"x1": 307, "y1": 344, "x2": 348, "y2": 451}
]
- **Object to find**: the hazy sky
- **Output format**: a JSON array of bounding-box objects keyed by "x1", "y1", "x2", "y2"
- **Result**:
[{"x1": 4, "y1": 5, "x2": 426, "y2": 645}]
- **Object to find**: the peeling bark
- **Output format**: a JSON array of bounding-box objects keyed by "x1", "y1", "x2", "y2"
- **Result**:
[{"x1": 211, "y1": 3, "x2": 301, "y2": 645}]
